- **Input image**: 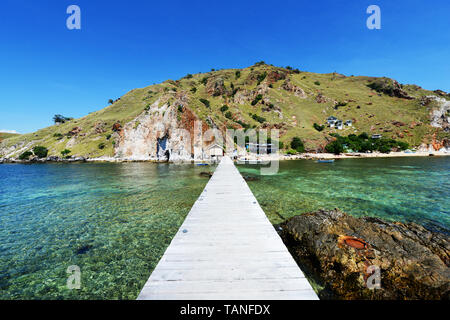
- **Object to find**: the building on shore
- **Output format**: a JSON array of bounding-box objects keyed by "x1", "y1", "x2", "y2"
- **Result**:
[
  {"x1": 246, "y1": 142, "x2": 274, "y2": 154},
  {"x1": 203, "y1": 143, "x2": 224, "y2": 160}
]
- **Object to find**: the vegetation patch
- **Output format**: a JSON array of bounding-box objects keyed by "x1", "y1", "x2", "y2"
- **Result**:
[
  {"x1": 199, "y1": 98, "x2": 210, "y2": 108},
  {"x1": 32, "y1": 146, "x2": 48, "y2": 158},
  {"x1": 290, "y1": 137, "x2": 305, "y2": 153},
  {"x1": 326, "y1": 133, "x2": 409, "y2": 155}
]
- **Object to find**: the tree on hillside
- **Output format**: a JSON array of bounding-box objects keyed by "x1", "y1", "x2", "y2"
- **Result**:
[
  {"x1": 325, "y1": 140, "x2": 344, "y2": 155},
  {"x1": 290, "y1": 137, "x2": 305, "y2": 153},
  {"x1": 61, "y1": 149, "x2": 71, "y2": 158},
  {"x1": 313, "y1": 123, "x2": 325, "y2": 132},
  {"x1": 32, "y1": 146, "x2": 48, "y2": 158},
  {"x1": 19, "y1": 151, "x2": 33, "y2": 160},
  {"x1": 53, "y1": 114, "x2": 73, "y2": 124},
  {"x1": 108, "y1": 99, "x2": 114, "y2": 105}
]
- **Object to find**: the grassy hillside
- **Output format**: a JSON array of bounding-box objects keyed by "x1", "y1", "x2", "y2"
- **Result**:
[
  {"x1": 0, "y1": 132, "x2": 20, "y2": 141},
  {"x1": 1, "y1": 62, "x2": 449, "y2": 158}
]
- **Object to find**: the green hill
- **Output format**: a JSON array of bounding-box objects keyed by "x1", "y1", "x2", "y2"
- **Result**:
[
  {"x1": 0, "y1": 132, "x2": 20, "y2": 141},
  {"x1": 1, "y1": 62, "x2": 449, "y2": 159}
]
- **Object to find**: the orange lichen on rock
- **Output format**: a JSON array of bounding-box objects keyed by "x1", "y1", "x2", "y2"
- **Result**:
[{"x1": 337, "y1": 235, "x2": 370, "y2": 250}]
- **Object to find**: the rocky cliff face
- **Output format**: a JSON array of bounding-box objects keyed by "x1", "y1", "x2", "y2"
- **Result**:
[
  {"x1": 430, "y1": 97, "x2": 450, "y2": 132},
  {"x1": 114, "y1": 97, "x2": 212, "y2": 161},
  {"x1": 279, "y1": 209, "x2": 449, "y2": 300}
]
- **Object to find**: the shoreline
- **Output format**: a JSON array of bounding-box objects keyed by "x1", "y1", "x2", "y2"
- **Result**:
[
  {"x1": 1, "y1": 150, "x2": 449, "y2": 164},
  {"x1": 278, "y1": 150, "x2": 450, "y2": 160}
]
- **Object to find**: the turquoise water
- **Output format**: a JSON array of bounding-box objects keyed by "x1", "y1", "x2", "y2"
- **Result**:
[
  {"x1": 237, "y1": 157, "x2": 450, "y2": 232},
  {"x1": 0, "y1": 163, "x2": 212, "y2": 299},
  {"x1": 1, "y1": 158, "x2": 448, "y2": 300}
]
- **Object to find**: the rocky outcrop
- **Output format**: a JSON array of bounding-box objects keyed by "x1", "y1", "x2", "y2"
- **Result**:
[
  {"x1": 93, "y1": 122, "x2": 106, "y2": 134},
  {"x1": 434, "y1": 90, "x2": 450, "y2": 98},
  {"x1": 0, "y1": 156, "x2": 87, "y2": 164},
  {"x1": 206, "y1": 77, "x2": 226, "y2": 96},
  {"x1": 281, "y1": 79, "x2": 307, "y2": 98},
  {"x1": 114, "y1": 98, "x2": 211, "y2": 161},
  {"x1": 367, "y1": 78, "x2": 414, "y2": 99},
  {"x1": 429, "y1": 97, "x2": 450, "y2": 131},
  {"x1": 315, "y1": 93, "x2": 328, "y2": 103},
  {"x1": 233, "y1": 89, "x2": 253, "y2": 105},
  {"x1": 279, "y1": 209, "x2": 449, "y2": 300},
  {"x1": 67, "y1": 127, "x2": 82, "y2": 136},
  {"x1": 267, "y1": 70, "x2": 287, "y2": 83}
]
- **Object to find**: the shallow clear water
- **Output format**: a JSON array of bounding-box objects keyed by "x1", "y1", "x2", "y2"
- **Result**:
[
  {"x1": 237, "y1": 157, "x2": 450, "y2": 232},
  {"x1": 1, "y1": 157, "x2": 448, "y2": 299},
  {"x1": 0, "y1": 163, "x2": 213, "y2": 299}
]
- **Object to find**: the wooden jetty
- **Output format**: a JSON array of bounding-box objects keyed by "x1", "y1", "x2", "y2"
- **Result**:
[{"x1": 137, "y1": 156, "x2": 318, "y2": 300}]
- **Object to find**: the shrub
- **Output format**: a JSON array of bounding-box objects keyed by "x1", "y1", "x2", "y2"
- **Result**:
[
  {"x1": 220, "y1": 105, "x2": 229, "y2": 113},
  {"x1": 235, "y1": 71, "x2": 241, "y2": 79},
  {"x1": 185, "y1": 74, "x2": 193, "y2": 79},
  {"x1": 53, "y1": 114, "x2": 72, "y2": 124},
  {"x1": 313, "y1": 123, "x2": 325, "y2": 132},
  {"x1": 290, "y1": 137, "x2": 305, "y2": 153},
  {"x1": 199, "y1": 98, "x2": 210, "y2": 108},
  {"x1": 367, "y1": 78, "x2": 395, "y2": 95},
  {"x1": 358, "y1": 132, "x2": 369, "y2": 140},
  {"x1": 190, "y1": 87, "x2": 197, "y2": 93},
  {"x1": 397, "y1": 141, "x2": 409, "y2": 150},
  {"x1": 108, "y1": 99, "x2": 114, "y2": 104},
  {"x1": 200, "y1": 77, "x2": 208, "y2": 85},
  {"x1": 32, "y1": 146, "x2": 48, "y2": 158},
  {"x1": 144, "y1": 104, "x2": 151, "y2": 111},
  {"x1": 378, "y1": 144, "x2": 391, "y2": 153},
  {"x1": 314, "y1": 81, "x2": 321, "y2": 86},
  {"x1": 98, "y1": 143, "x2": 106, "y2": 150},
  {"x1": 251, "y1": 94, "x2": 263, "y2": 106},
  {"x1": 225, "y1": 111, "x2": 233, "y2": 119},
  {"x1": 61, "y1": 149, "x2": 71, "y2": 158},
  {"x1": 235, "y1": 120, "x2": 250, "y2": 129},
  {"x1": 178, "y1": 105, "x2": 184, "y2": 113},
  {"x1": 251, "y1": 114, "x2": 266, "y2": 123},
  {"x1": 19, "y1": 151, "x2": 33, "y2": 160},
  {"x1": 257, "y1": 72, "x2": 267, "y2": 84},
  {"x1": 53, "y1": 133, "x2": 63, "y2": 140},
  {"x1": 325, "y1": 140, "x2": 344, "y2": 155},
  {"x1": 106, "y1": 134, "x2": 112, "y2": 140}
]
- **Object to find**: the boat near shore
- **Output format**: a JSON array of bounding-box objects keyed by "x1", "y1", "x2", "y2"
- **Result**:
[{"x1": 316, "y1": 159, "x2": 335, "y2": 163}]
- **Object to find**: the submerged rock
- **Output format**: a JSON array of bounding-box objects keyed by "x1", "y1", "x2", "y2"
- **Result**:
[
  {"x1": 75, "y1": 244, "x2": 93, "y2": 255},
  {"x1": 243, "y1": 175, "x2": 259, "y2": 182},
  {"x1": 199, "y1": 171, "x2": 212, "y2": 178},
  {"x1": 279, "y1": 209, "x2": 449, "y2": 300}
]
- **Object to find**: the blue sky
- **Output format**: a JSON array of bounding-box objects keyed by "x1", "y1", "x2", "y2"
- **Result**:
[{"x1": 1, "y1": 0, "x2": 449, "y2": 133}]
